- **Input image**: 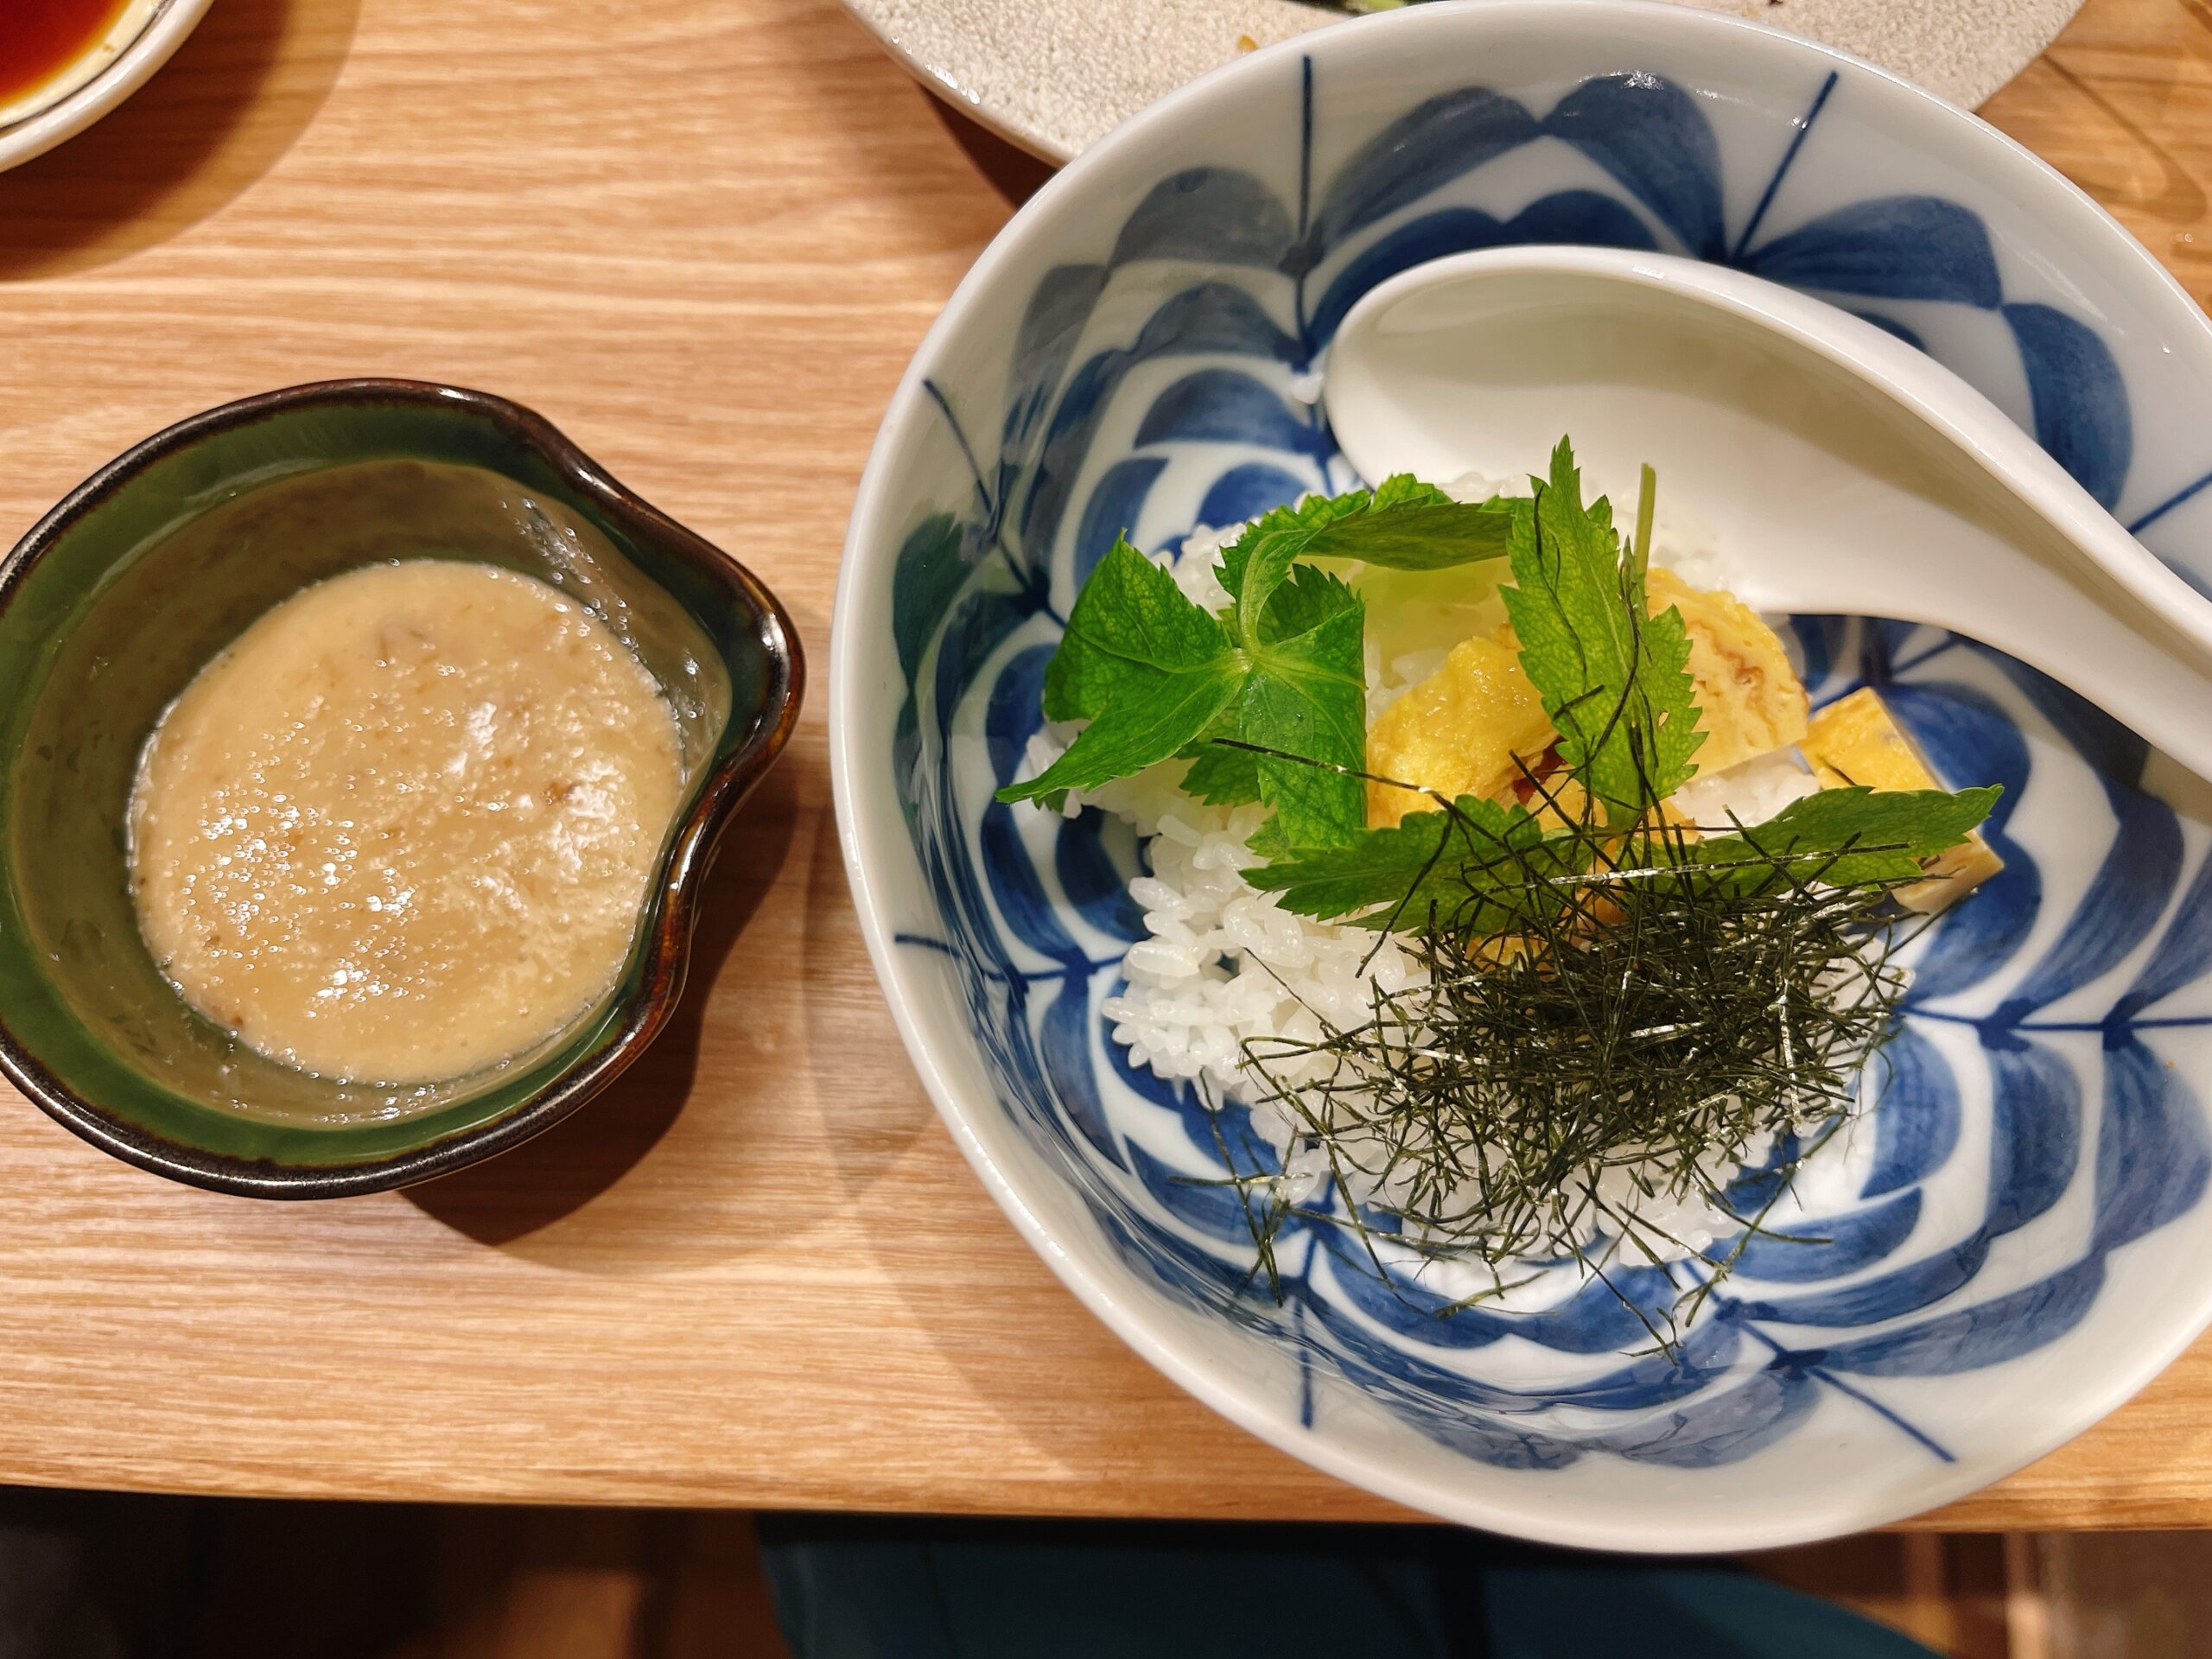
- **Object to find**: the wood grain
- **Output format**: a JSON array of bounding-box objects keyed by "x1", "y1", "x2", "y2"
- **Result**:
[{"x1": 0, "y1": 0, "x2": 2205, "y2": 1529}]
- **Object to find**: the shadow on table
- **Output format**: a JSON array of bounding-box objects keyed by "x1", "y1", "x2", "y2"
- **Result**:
[
  {"x1": 0, "y1": 0, "x2": 360, "y2": 282},
  {"x1": 926, "y1": 96, "x2": 1058, "y2": 210},
  {"x1": 793, "y1": 797, "x2": 936, "y2": 1185},
  {"x1": 405, "y1": 758, "x2": 801, "y2": 1249}
]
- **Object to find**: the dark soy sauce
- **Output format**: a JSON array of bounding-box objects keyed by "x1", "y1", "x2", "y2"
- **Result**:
[{"x1": 2, "y1": 0, "x2": 132, "y2": 105}]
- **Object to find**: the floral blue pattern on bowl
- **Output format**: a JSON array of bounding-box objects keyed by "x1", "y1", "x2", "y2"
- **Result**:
[{"x1": 836, "y1": 1, "x2": 2212, "y2": 1549}]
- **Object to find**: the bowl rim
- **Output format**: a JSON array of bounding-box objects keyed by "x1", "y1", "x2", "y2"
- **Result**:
[
  {"x1": 0, "y1": 377, "x2": 804, "y2": 1199},
  {"x1": 0, "y1": 0, "x2": 218, "y2": 175},
  {"x1": 831, "y1": 0, "x2": 2212, "y2": 1550}
]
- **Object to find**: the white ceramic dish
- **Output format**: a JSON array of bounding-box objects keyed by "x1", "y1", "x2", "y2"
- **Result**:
[
  {"x1": 834, "y1": 0, "x2": 2212, "y2": 1549},
  {"x1": 839, "y1": 0, "x2": 2084, "y2": 162},
  {"x1": 0, "y1": 0, "x2": 216, "y2": 175}
]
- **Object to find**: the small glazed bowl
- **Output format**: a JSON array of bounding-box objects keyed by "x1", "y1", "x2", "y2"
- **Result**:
[
  {"x1": 0, "y1": 0, "x2": 216, "y2": 175},
  {"x1": 834, "y1": 0, "x2": 2212, "y2": 1549},
  {"x1": 0, "y1": 379, "x2": 801, "y2": 1198}
]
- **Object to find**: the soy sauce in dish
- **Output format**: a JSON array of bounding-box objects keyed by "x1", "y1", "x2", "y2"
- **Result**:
[{"x1": 1, "y1": 0, "x2": 131, "y2": 105}]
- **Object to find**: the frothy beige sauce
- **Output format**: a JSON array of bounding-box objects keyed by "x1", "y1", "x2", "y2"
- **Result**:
[{"x1": 127, "y1": 560, "x2": 685, "y2": 1085}]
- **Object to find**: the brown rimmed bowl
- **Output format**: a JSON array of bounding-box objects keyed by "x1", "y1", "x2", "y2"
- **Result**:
[{"x1": 0, "y1": 379, "x2": 802, "y2": 1198}]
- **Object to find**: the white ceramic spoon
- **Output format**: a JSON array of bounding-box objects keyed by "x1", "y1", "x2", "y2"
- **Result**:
[{"x1": 1324, "y1": 245, "x2": 2212, "y2": 781}]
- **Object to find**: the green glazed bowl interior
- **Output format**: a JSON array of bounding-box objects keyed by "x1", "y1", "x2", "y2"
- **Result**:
[{"x1": 0, "y1": 380, "x2": 802, "y2": 1197}]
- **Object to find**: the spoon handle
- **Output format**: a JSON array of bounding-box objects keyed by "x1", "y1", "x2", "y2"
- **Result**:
[{"x1": 1738, "y1": 546, "x2": 2212, "y2": 786}]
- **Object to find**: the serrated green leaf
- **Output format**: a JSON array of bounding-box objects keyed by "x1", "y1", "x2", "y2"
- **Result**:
[
  {"x1": 1178, "y1": 707, "x2": 1263, "y2": 805},
  {"x1": 1254, "y1": 561, "x2": 1358, "y2": 645},
  {"x1": 1301, "y1": 480, "x2": 1525, "y2": 574},
  {"x1": 1217, "y1": 475, "x2": 1518, "y2": 642},
  {"x1": 1240, "y1": 570, "x2": 1367, "y2": 846},
  {"x1": 1005, "y1": 504, "x2": 1371, "y2": 835},
  {"x1": 1501, "y1": 438, "x2": 1704, "y2": 823},
  {"x1": 1634, "y1": 604, "x2": 1704, "y2": 796},
  {"x1": 1246, "y1": 794, "x2": 1563, "y2": 931},
  {"x1": 1014, "y1": 480, "x2": 1482, "y2": 834},
  {"x1": 1681, "y1": 785, "x2": 2001, "y2": 893},
  {"x1": 1039, "y1": 537, "x2": 1231, "y2": 723},
  {"x1": 1001, "y1": 655, "x2": 1244, "y2": 805},
  {"x1": 1245, "y1": 816, "x2": 1291, "y2": 860},
  {"x1": 1150, "y1": 518, "x2": 1377, "y2": 848}
]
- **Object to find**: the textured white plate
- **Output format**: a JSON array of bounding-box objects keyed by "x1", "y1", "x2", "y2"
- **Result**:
[{"x1": 842, "y1": 0, "x2": 2084, "y2": 161}]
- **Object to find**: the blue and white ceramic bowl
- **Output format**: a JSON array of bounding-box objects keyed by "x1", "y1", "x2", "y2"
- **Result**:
[{"x1": 831, "y1": 0, "x2": 2212, "y2": 1549}]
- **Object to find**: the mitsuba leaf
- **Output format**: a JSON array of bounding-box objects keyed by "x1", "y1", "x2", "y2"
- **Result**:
[
  {"x1": 1176, "y1": 709, "x2": 1262, "y2": 805},
  {"x1": 1246, "y1": 794, "x2": 1563, "y2": 931},
  {"x1": 1240, "y1": 566, "x2": 1368, "y2": 846},
  {"x1": 1159, "y1": 565, "x2": 1376, "y2": 836},
  {"x1": 1304, "y1": 478, "x2": 1526, "y2": 573},
  {"x1": 1682, "y1": 785, "x2": 2001, "y2": 893},
  {"x1": 1039, "y1": 537, "x2": 1230, "y2": 724},
  {"x1": 1008, "y1": 658, "x2": 1245, "y2": 807},
  {"x1": 1007, "y1": 488, "x2": 1437, "y2": 848},
  {"x1": 1003, "y1": 537, "x2": 1244, "y2": 804},
  {"x1": 1501, "y1": 440, "x2": 1704, "y2": 824},
  {"x1": 1217, "y1": 474, "x2": 1519, "y2": 638}
]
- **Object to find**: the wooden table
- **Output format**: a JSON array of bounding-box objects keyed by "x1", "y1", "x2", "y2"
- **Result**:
[{"x1": 0, "y1": 0, "x2": 2206, "y2": 1533}]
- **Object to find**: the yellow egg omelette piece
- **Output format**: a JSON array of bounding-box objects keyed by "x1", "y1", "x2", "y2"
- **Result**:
[
  {"x1": 1365, "y1": 567, "x2": 1810, "y2": 828},
  {"x1": 1364, "y1": 629, "x2": 1554, "y2": 827},
  {"x1": 1801, "y1": 686, "x2": 2005, "y2": 912},
  {"x1": 1647, "y1": 568, "x2": 1809, "y2": 779}
]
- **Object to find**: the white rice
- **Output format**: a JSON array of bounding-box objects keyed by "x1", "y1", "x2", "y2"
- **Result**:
[{"x1": 1012, "y1": 479, "x2": 1819, "y2": 1266}]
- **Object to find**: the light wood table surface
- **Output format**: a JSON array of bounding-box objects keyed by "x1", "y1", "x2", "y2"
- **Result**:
[{"x1": 0, "y1": 0, "x2": 2206, "y2": 1532}]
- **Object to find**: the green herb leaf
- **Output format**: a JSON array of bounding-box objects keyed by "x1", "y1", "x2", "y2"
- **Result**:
[
  {"x1": 1038, "y1": 537, "x2": 1230, "y2": 724},
  {"x1": 1167, "y1": 569, "x2": 1372, "y2": 844},
  {"x1": 1169, "y1": 569, "x2": 1370, "y2": 837},
  {"x1": 1682, "y1": 785, "x2": 2001, "y2": 892},
  {"x1": 1327, "y1": 480, "x2": 1522, "y2": 572},
  {"x1": 1245, "y1": 794, "x2": 1558, "y2": 931},
  {"x1": 1175, "y1": 709, "x2": 1262, "y2": 805},
  {"x1": 1501, "y1": 439, "x2": 1704, "y2": 824},
  {"x1": 1002, "y1": 537, "x2": 1244, "y2": 805},
  {"x1": 1007, "y1": 659, "x2": 1245, "y2": 808},
  {"x1": 1237, "y1": 564, "x2": 1369, "y2": 846},
  {"x1": 1217, "y1": 474, "x2": 1518, "y2": 638},
  {"x1": 1006, "y1": 490, "x2": 1417, "y2": 846}
]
